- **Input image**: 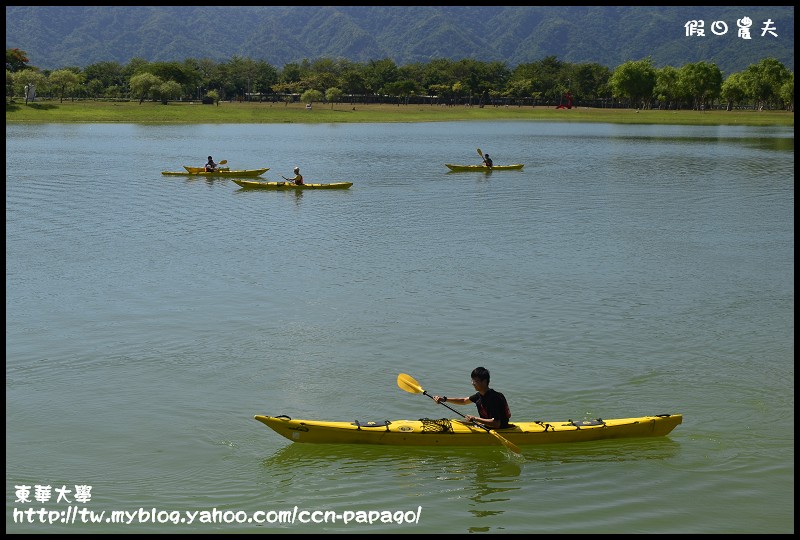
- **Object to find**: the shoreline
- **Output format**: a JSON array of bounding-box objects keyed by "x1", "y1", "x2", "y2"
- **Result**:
[{"x1": 6, "y1": 100, "x2": 794, "y2": 127}]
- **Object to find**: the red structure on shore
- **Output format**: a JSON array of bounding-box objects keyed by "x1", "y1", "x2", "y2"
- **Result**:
[{"x1": 556, "y1": 91, "x2": 573, "y2": 109}]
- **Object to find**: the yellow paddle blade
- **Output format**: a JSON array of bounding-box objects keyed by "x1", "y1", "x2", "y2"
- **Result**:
[
  {"x1": 488, "y1": 429, "x2": 522, "y2": 454},
  {"x1": 219, "y1": 160, "x2": 228, "y2": 165},
  {"x1": 397, "y1": 373, "x2": 424, "y2": 394},
  {"x1": 476, "y1": 148, "x2": 483, "y2": 158}
]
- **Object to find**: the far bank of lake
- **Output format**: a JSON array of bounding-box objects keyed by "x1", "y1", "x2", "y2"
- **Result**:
[{"x1": 5, "y1": 99, "x2": 794, "y2": 126}]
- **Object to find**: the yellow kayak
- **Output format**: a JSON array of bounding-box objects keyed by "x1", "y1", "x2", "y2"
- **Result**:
[
  {"x1": 445, "y1": 163, "x2": 524, "y2": 172},
  {"x1": 233, "y1": 179, "x2": 353, "y2": 190},
  {"x1": 254, "y1": 413, "x2": 682, "y2": 447},
  {"x1": 162, "y1": 167, "x2": 269, "y2": 177}
]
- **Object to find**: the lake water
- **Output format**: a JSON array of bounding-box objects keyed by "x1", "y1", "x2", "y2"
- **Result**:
[{"x1": 6, "y1": 121, "x2": 794, "y2": 533}]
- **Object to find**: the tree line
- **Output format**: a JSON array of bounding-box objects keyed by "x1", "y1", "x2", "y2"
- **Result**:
[{"x1": 6, "y1": 48, "x2": 794, "y2": 111}]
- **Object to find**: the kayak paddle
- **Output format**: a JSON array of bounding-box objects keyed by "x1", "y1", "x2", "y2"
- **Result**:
[
  {"x1": 397, "y1": 373, "x2": 521, "y2": 454},
  {"x1": 477, "y1": 148, "x2": 492, "y2": 168}
]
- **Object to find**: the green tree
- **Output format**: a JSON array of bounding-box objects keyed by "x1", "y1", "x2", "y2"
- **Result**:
[
  {"x1": 678, "y1": 61, "x2": 722, "y2": 110},
  {"x1": 297, "y1": 73, "x2": 328, "y2": 93},
  {"x1": 224, "y1": 55, "x2": 270, "y2": 99},
  {"x1": 654, "y1": 66, "x2": 681, "y2": 109},
  {"x1": 609, "y1": 57, "x2": 657, "y2": 109},
  {"x1": 250, "y1": 60, "x2": 279, "y2": 99},
  {"x1": 48, "y1": 69, "x2": 81, "y2": 103},
  {"x1": 450, "y1": 58, "x2": 485, "y2": 104},
  {"x1": 420, "y1": 58, "x2": 458, "y2": 90},
  {"x1": 86, "y1": 78, "x2": 104, "y2": 99},
  {"x1": 475, "y1": 60, "x2": 510, "y2": 105},
  {"x1": 83, "y1": 61, "x2": 126, "y2": 91},
  {"x1": 428, "y1": 83, "x2": 452, "y2": 104},
  {"x1": 778, "y1": 73, "x2": 794, "y2": 111},
  {"x1": 207, "y1": 89, "x2": 220, "y2": 106},
  {"x1": 397, "y1": 63, "x2": 427, "y2": 92},
  {"x1": 183, "y1": 57, "x2": 219, "y2": 99},
  {"x1": 212, "y1": 63, "x2": 239, "y2": 101},
  {"x1": 271, "y1": 81, "x2": 303, "y2": 97},
  {"x1": 720, "y1": 72, "x2": 748, "y2": 111},
  {"x1": 279, "y1": 62, "x2": 303, "y2": 85},
  {"x1": 155, "y1": 80, "x2": 183, "y2": 104},
  {"x1": 568, "y1": 62, "x2": 611, "y2": 103},
  {"x1": 337, "y1": 67, "x2": 367, "y2": 96},
  {"x1": 6, "y1": 69, "x2": 14, "y2": 102},
  {"x1": 504, "y1": 78, "x2": 535, "y2": 103},
  {"x1": 125, "y1": 57, "x2": 150, "y2": 77},
  {"x1": 363, "y1": 58, "x2": 398, "y2": 97},
  {"x1": 145, "y1": 61, "x2": 196, "y2": 92},
  {"x1": 382, "y1": 79, "x2": 420, "y2": 105},
  {"x1": 305, "y1": 57, "x2": 341, "y2": 92},
  {"x1": 155, "y1": 62, "x2": 191, "y2": 84},
  {"x1": 300, "y1": 89, "x2": 324, "y2": 105},
  {"x1": 526, "y1": 55, "x2": 566, "y2": 103},
  {"x1": 103, "y1": 84, "x2": 125, "y2": 100},
  {"x1": 129, "y1": 72, "x2": 163, "y2": 104},
  {"x1": 325, "y1": 87, "x2": 343, "y2": 108},
  {"x1": 741, "y1": 57, "x2": 791, "y2": 110},
  {"x1": 510, "y1": 57, "x2": 569, "y2": 104}
]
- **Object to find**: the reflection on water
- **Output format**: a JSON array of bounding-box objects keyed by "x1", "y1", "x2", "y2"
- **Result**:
[
  {"x1": 467, "y1": 458, "x2": 522, "y2": 524},
  {"x1": 260, "y1": 442, "x2": 525, "y2": 523},
  {"x1": 604, "y1": 134, "x2": 794, "y2": 152},
  {"x1": 738, "y1": 136, "x2": 795, "y2": 152},
  {"x1": 260, "y1": 435, "x2": 680, "y2": 468},
  {"x1": 524, "y1": 438, "x2": 681, "y2": 463},
  {"x1": 232, "y1": 185, "x2": 311, "y2": 206},
  {"x1": 258, "y1": 436, "x2": 681, "y2": 528}
]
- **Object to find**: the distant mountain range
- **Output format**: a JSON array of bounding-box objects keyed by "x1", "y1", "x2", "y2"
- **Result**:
[{"x1": 5, "y1": 6, "x2": 794, "y2": 75}]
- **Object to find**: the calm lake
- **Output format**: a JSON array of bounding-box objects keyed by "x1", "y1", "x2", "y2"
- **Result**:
[{"x1": 6, "y1": 121, "x2": 794, "y2": 533}]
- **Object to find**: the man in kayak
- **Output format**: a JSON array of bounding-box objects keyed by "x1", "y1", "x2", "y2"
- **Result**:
[
  {"x1": 482, "y1": 153, "x2": 493, "y2": 168},
  {"x1": 433, "y1": 367, "x2": 511, "y2": 429},
  {"x1": 282, "y1": 166, "x2": 304, "y2": 185},
  {"x1": 205, "y1": 156, "x2": 217, "y2": 172}
]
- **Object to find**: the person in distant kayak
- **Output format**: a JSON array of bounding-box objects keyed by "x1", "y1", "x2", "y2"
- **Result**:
[
  {"x1": 482, "y1": 153, "x2": 493, "y2": 168},
  {"x1": 282, "y1": 167, "x2": 304, "y2": 185},
  {"x1": 433, "y1": 366, "x2": 511, "y2": 429},
  {"x1": 205, "y1": 156, "x2": 217, "y2": 172}
]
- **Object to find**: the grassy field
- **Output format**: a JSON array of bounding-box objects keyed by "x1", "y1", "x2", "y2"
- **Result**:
[{"x1": 5, "y1": 99, "x2": 794, "y2": 126}]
